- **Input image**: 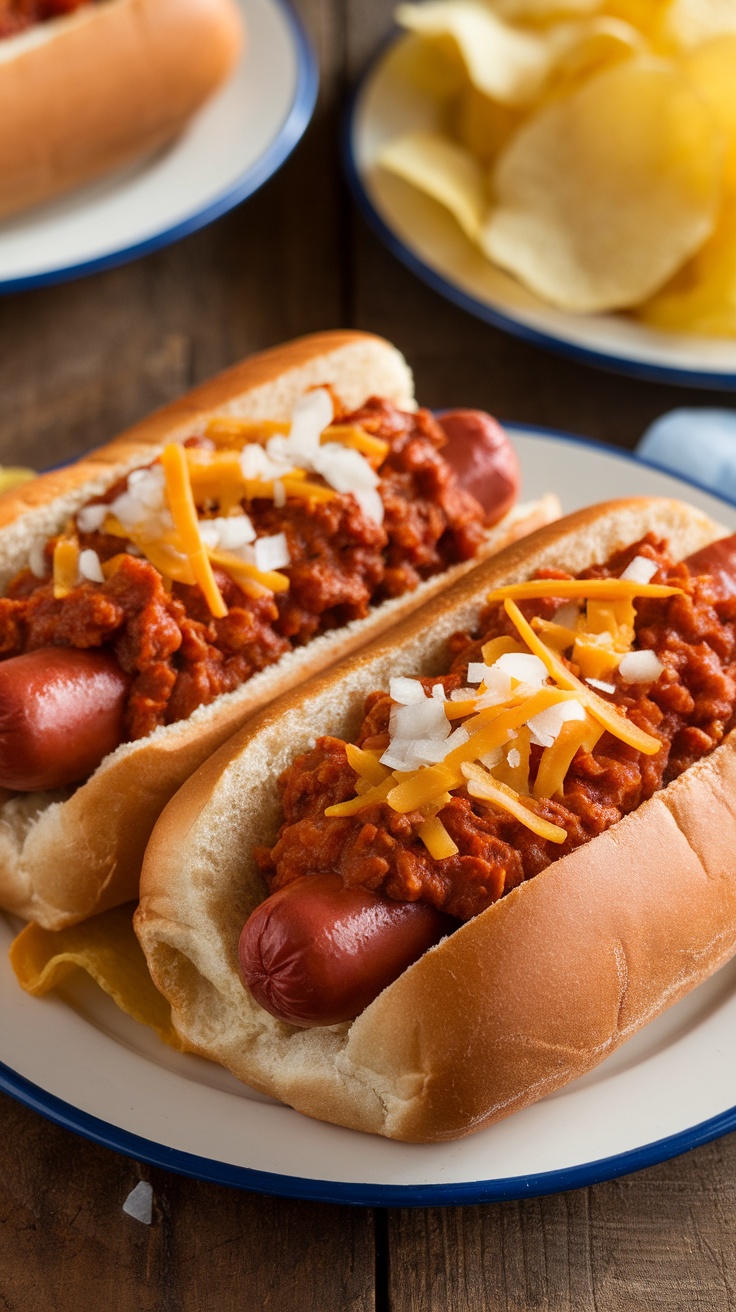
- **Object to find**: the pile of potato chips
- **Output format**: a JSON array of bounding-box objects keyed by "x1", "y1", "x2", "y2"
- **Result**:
[{"x1": 378, "y1": 0, "x2": 736, "y2": 333}]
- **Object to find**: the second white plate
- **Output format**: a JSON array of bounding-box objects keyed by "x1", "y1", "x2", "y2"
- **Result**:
[
  {"x1": 3, "y1": 426, "x2": 736, "y2": 1204},
  {"x1": 345, "y1": 35, "x2": 736, "y2": 389},
  {"x1": 0, "y1": 0, "x2": 318, "y2": 291}
]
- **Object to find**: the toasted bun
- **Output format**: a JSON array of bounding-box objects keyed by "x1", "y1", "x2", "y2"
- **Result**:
[
  {"x1": 0, "y1": 0, "x2": 243, "y2": 218},
  {"x1": 134, "y1": 497, "x2": 736, "y2": 1142},
  {"x1": 0, "y1": 330, "x2": 556, "y2": 930}
]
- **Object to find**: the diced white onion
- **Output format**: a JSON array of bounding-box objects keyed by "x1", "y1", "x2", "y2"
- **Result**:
[
  {"x1": 443, "y1": 725, "x2": 470, "y2": 754},
  {"x1": 467, "y1": 662, "x2": 489, "y2": 684},
  {"x1": 199, "y1": 514, "x2": 256, "y2": 553},
  {"x1": 273, "y1": 479, "x2": 286, "y2": 509},
  {"x1": 495, "y1": 652, "x2": 548, "y2": 687},
  {"x1": 390, "y1": 677, "x2": 427, "y2": 705},
  {"x1": 586, "y1": 677, "x2": 615, "y2": 693},
  {"x1": 450, "y1": 686, "x2": 477, "y2": 702},
  {"x1": 620, "y1": 555, "x2": 658, "y2": 584},
  {"x1": 475, "y1": 666, "x2": 513, "y2": 706},
  {"x1": 391, "y1": 699, "x2": 450, "y2": 742},
  {"x1": 404, "y1": 739, "x2": 454, "y2": 768},
  {"x1": 122, "y1": 1181, "x2": 153, "y2": 1226},
  {"x1": 287, "y1": 388, "x2": 333, "y2": 460},
  {"x1": 127, "y1": 466, "x2": 166, "y2": 511},
  {"x1": 29, "y1": 539, "x2": 47, "y2": 578},
  {"x1": 552, "y1": 602, "x2": 579, "y2": 628},
  {"x1": 480, "y1": 747, "x2": 503, "y2": 769},
  {"x1": 380, "y1": 742, "x2": 411, "y2": 771},
  {"x1": 507, "y1": 748, "x2": 521, "y2": 769},
  {"x1": 76, "y1": 503, "x2": 108, "y2": 534},
  {"x1": 527, "y1": 699, "x2": 585, "y2": 747},
  {"x1": 354, "y1": 487, "x2": 385, "y2": 525},
  {"x1": 254, "y1": 533, "x2": 290, "y2": 572},
  {"x1": 78, "y1": 549, "x2": 105, "y2": 583},
  {"x1": 618, "y1": 650, "x2": 664, "y2": 683},
  {"x1": 240, "y1": 443, "x2": 291, "y2": 481},
  {"x1": 431, "y1": 683, "x2": 447, "y2": 702}
]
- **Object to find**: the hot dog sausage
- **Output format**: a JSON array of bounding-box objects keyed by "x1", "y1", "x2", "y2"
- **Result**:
[
  {"x1": 686, "y1": 533, "x2": 736, "y2": 599},
  {"x1": 239, "y1": 873, "x2": 455, "y2": 1027},
  {"x1": 0, "y1": 647, "x2": 128, "y2": 791},
  {"x1": 438, "y1": 410, "x2": 520, "y2": 526}
]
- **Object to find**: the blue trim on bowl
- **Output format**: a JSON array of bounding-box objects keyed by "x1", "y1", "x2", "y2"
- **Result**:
[
  {"x1": 3, "y1": 422, "x2": 736, "y2": 1205},
  {"x1": 0, "y1": 0, "x2": 318, "y2": 294},
  {"x1": 342, "y1": 43, "x2": 736, "y2": 391}
]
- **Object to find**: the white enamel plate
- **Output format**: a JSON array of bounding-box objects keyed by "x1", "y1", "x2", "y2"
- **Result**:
[
  {"x1": 344, "y1": 35, "x2": 736, "y2": 389},
  {"x1": 0, "y1": 0, "x2": 317, "y2": 291},
  {"x1": 3, "y1": 428, "x2": 736, "y2": 1204}
]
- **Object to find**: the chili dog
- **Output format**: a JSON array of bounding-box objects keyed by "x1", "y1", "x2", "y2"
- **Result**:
[
  {"x1": 0, "y1": 331, "x2": 556, "y2": 931},
  {"x1": 0, "y1": 0, "x2": 242, "y2": 218},
  {"x1": 238, "y1": 524, "x2": 736, "y2": 1029},
  {"x1": 134, "y1": 497, "x2": 736, "y2": 1143}
]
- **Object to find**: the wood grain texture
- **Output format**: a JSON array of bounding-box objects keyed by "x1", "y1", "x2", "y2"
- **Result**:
[
  {"x1": 386, "y1": 1138, "x2": 736, "y2": 1311},
  {"x1": 1, "y1": 0, "x2": 736, "y2": 1307},
  {"x1": 0, "y1": 1094, "x2": 375, "y2": 1312}
]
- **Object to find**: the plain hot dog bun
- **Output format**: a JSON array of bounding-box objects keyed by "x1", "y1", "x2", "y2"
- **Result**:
[
  {"x1": 0, "y1": 0, "x2": 243, "y2": 218},
  {"x1": 0, "y1": 330, "x2": 556, "y2": 931},
  {"x1": 135, "y1": 496, "x2": 736, "y2": 1143}
]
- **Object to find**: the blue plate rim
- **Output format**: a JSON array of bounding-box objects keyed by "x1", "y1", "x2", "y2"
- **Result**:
[
  {"x1": 342, "y1": 36, "x2": 736, "y2": 392},
  {"x1": 3, "y1": 420, "x2": 736, "y2": 1207},
  {"x1": 0, "y1": 0, "x2": 319, "y2": 295}
]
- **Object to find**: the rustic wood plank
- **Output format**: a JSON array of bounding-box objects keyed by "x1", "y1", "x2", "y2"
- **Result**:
[
  {"x1": 0, "y1": 1092, "x2": 375, "y2": 1312},
  {"x1": 386, "y1": 1135, "x2": 736, "y2": 1312}
]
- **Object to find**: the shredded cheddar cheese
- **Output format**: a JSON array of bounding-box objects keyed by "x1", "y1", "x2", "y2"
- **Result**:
[
  {"x1": 503, "y1": 599, "x2": 662, "y2": 755},
  {"x1": 324, "y1": 564, "x2": 674, "y2": 855},
  {"x1": 53, "y1": 536, "x2": 80, "y2": 599},
  {"x1": 417, "y1": 814, "x2": 459, "y2": 859},
  {"x1": 461, "y1": 763, "x2": 568, "y2": 844},
  {"x1": 487, "y1": 579, "x2": 683, "y2": 602},
  {"x1": 161, "y1": 444, "x2": 227, "y2": 619},
  {"x1": 346, "y1": 744, "x2": 391, "y2": 786}
]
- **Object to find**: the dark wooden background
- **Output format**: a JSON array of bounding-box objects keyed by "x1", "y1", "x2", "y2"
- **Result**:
[{"x1": 2, "y1": 1, "x2": 736, "y2": 1307}]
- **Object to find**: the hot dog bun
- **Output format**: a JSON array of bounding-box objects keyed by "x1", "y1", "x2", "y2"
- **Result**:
[
  {"x1": 134, "y1": 497, "x2": 736, "y2": 1143},
  {"x1": 0, "y1": 330, "x2": 557, "y2": 930},
  {"x1": 0, "y1": 0, "x2": 243, "y2": 218}
]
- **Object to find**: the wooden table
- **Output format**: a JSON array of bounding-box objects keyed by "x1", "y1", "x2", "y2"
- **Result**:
[{"x1": 2, "y1": 2, "x2": 736, "y2": 1307}]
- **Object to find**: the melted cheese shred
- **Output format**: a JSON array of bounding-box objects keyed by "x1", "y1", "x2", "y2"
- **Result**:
[
  {"x1": 53, "y1": 536, "x2": 80, "y2": 599},
  {"x1": 462, "y1": 763, "x2": 567, "y2": 844},
  {"x1": 326, "y1": 569, "x2": 677, "y2": 865},
  {"x1": 488, "y1": 579, "x2": 683, "y2": 602},
  {"x1": 503, "y1": 600, "x2": 662, "y2": 755},
  {"x1": 161, "y1": 444, "x2": 227, "y2": 619}
]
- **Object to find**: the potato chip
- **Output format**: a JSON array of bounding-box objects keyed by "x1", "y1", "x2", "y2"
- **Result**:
[
  {"x1": 379, "y1": 130, "x2": 488, "y2": 242},
  {"x1": 395, "y1": 1, "x2": 560, "y2": 104},
  {"x1": 482, "y1": 57, "x2": 723, "y2": 311},
  {"x1": 488, "y1": 0, "x2": 605, "y2": 17},
  {"x1": 549, "y1": 15, "x2": 646, "y2": 86},
  {"x1": 388, "y1": 27, "x2": 469, "y2": 99},
  {"x1": 0, "y1": 466, "x2": 35, "y2": 494},
  {"x1": 660, "y1": 0, "x2": 736, "y2": 49},
  {"x1": 451, "y1": 84, "x2": 524, "y2": 163},
  {"x1": 683, "y1": 37, "x2": 736, "y2": 192},
  {"x1": 636, "y1": 202, "x2": 736, "y2": 332},
  {"x1": 604, "y1": 0, "x2": 668, "y2": 32},
  {"x1": 9, "y1": 903, "x2": 186, "y2": 1049}
]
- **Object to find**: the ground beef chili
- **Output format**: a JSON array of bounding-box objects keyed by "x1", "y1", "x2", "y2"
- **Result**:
[
  {"x1": 0, "y1": 0, "x2": 91, "y2": 38},
  {"x1": 0, "y1": 399, "x2": 486, "y2": 742},
  {"x1": 257, "y1": 533, "x2": 736, "y2": 923}
]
